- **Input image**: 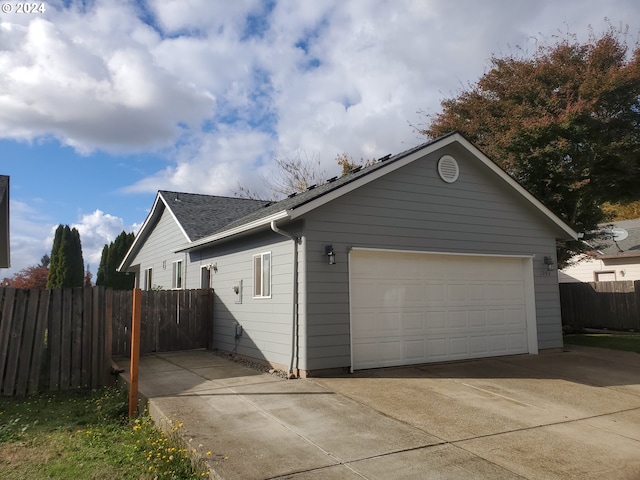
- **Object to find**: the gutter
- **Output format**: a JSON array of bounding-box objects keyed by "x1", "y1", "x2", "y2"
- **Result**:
[{"x1": 270, "y1": 220, "x2": 299, "y2": 379}]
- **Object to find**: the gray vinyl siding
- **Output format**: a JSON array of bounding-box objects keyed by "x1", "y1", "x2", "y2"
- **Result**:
[
  {"x1": 127, "y1": 206, "x2": 189, "y2": 290},
  {"x1": 188, "y1": 229, "x2": 299, "y2": 368},
  {"x1": 303, "y1": 142, "x2": 565, "y2": 370}
]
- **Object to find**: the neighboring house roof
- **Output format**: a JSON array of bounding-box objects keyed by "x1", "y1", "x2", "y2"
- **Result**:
[
  {"x1": 119, "y1": 191, "x2": 266, "y2": 270},
  {"x1": 120, "y1": 132, "x2": 579, "y2": 270},
  {"x1": 0, "y1": 175, "x2": 9, "y2": 269},
  {"x1": 178, "y1": 132, "x2": 578, "y2": 252},
  {"x1": 593, "y1": 217, "x2": 640, "y2": 259}
]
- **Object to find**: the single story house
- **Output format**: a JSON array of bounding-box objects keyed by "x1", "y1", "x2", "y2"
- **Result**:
[
  {"x1": 0, "y1": 175, "x2": 9, "y2": 269},
  {"x1": 559, "y1": 217, "x2": 640, "y2": 283},
  {"x1": 119, "y1": 132, "x2": 578, "y2": 376}
]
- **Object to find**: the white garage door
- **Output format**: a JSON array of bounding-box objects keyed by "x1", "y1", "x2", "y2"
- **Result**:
[{"x1": 349, "y1": 249, "x2": 536, "y2": 370}]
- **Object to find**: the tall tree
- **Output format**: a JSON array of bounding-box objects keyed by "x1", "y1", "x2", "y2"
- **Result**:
[
  {"x1": 47, "y1": 225, "x2": 85, "y2": 288},
  {"x1": 420, "y1": 28, "x2": 640, "y2": 265},
  {"x1": 96, "y1": 244, "x2": 108, "y2": 287},
  {"x1": 46, "y1": 225, "x2": 64, "y2": 288},
  {"x1": 96, "y1": 231, "x2": 135, "y2": 290}
]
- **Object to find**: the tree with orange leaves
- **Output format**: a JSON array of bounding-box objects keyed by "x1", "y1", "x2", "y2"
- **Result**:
[{"x1": 420, "y1": 27, "x2": 640, "y2": 265}]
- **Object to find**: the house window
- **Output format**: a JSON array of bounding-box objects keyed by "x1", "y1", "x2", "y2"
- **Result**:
[
  {"x1": 253, "y1": 252, "x2": 271, "y2": 298},
  {"x1": 143, "y1": 268, "x2": 153, "y2": 290},
  {"x1": 595, "y1": 271, "x2": 616, "y2": 282},
  {"x1": 172, "y1": 260, "x2": 183, "y2": 289}
]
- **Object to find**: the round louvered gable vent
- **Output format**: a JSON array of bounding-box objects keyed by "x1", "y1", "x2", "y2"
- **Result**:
[{"x1": 437, "y1": 155, "x2": 459, "y2": 183}]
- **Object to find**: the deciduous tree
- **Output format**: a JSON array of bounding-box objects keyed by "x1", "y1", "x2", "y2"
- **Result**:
[
  {"x1": 1, "y1": 264, "x2": 49, "y2": 289},
  {"x1": 420, "y1": 27, "x2": 640, "y2": 265}
]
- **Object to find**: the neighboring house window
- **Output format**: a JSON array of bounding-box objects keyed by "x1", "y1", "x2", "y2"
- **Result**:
[
  {"x1": 253, "y1": 252, "x2": 271, "y2": 298},
  {"x1": 172, "y1": 260, "x2": 183, "y2": 289},
  {"x1": 595, "y1": 271, "x2": 616, "y2": 282},
  {"x1": 143, "y1": 268, "x2": 153, "y2": 290}
]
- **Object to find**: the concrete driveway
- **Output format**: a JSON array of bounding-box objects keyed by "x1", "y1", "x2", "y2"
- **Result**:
[{"x1": 119, "y1": 345, "x2": 640, "y2": 480}]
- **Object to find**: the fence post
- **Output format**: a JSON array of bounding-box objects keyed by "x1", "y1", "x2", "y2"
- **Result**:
[{"x1": 129, "y1": 289, "x2": 142, "y2": 417}]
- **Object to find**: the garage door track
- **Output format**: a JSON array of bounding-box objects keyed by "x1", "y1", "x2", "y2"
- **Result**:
[{"x1": 118, "y1": 345, "x2": 640, "y2": 479}]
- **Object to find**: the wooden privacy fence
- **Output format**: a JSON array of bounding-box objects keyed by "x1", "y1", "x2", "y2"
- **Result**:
[
  {"x1": 0, "y1": 287, "x2": 214, "y2": 396},
  {"x1": 0, "y1": 287, "x2": 112, "y2": 396},
  {"x1": 560, "y1": 281, "x2": 640, "y2": 331},
  {"x1": 111, "y1": 289, "x2": 213, "y2": 357}
]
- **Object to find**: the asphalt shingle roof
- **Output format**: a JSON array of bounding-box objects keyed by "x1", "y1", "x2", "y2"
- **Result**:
[{"x1": 158, "y1": 191, "x2": 268, "y2": 241}]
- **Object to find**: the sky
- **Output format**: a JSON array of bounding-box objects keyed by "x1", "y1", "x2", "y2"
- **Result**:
[{"x1": 1, "y1": 0, "x2": 639, "y2": 278}]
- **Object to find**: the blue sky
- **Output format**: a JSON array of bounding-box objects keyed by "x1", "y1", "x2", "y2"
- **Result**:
[{"x1": 1, "y1": 0, "x2": 639, "y2": 277}]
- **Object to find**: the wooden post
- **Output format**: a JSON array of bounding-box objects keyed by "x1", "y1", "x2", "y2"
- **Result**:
[{"x1": 128, "y1": 289, "x2": 142, "y2": 417}]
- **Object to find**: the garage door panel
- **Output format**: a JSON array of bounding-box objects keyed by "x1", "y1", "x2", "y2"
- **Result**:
[
  {"x1": 469, "y1": 335, "x2": 488, "y2": 354},
  {"x1": 508, "y1": 333, "x2": 527, "y2": 350},
  {"x1": 405, "y1": 339, "x2": 426, "y2": 361},
  {"x1": 447, "y1": 310, "x2": 468, "y2": 328},
  {"x1": 426, "y1": 310, "x2": 446, "y2": 329},
  {"x1": 351, "y1": 250, "x2": 534, "y2": 370},
  {"x1": 401, "y1": 311, "x2": 423, "y2": 332},
  {"x1": 468, "y1": 309, "x2": 487, "y2": 327}
]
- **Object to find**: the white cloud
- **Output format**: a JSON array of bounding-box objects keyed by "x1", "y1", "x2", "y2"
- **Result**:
[
  {"x1": 124, "y1": 127, "x2": 276, "y2": 197},
  {"x1": 3, "y1": 199, "x2": 54, "y2": 278},
  {"x1": 0, "y1": 2, "x2": 215, "y2": 153},
  {"x1": 2, "y1": 198, "x2": 136, "y2": 280},
  {"x1": 71, "y1": 209, "x2": 132, "y2": 268}
]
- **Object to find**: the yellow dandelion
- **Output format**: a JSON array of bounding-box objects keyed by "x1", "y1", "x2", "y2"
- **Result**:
[{"x1": 206, "y1": 451, "x2": 212, "y2": 456}]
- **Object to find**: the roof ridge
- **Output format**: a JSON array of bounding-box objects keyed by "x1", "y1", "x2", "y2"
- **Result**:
[{"x1": 158, "y1": 190, "x2": 269, "y2": 203}]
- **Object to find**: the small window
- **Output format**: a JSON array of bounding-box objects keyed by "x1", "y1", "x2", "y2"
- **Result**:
[
  {"x1": 201, "y1": 265, "x2": 211, "y2": 289},
  {"x1": 172, "y1": 260, "x2": 183, "y2": 289},
  {"x1": 595, "y1": 271, "x2": 616, "y2": 282},
  {"x1": 253, "y1": 252, "x2": 271, "y2": 298},
  {"x1": 143, "y1": 268, "x2": 153, "y2": 290}
]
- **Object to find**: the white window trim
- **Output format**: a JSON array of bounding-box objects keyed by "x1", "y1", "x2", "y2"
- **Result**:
[
  {"x1": 172, "y1": 260, "x2": 183, "y2": 289},
  {"x1": 253, "y1": 252, "x2": 272, "y2": 299}
]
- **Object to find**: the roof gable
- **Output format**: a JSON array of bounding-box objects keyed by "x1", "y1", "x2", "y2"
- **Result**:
[{"x1": 119, "y1": 191, "x2": 268, "y2": 270}]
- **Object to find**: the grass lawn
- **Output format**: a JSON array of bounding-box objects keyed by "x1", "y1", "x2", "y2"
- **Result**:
[
  {"x1": 564, "y1": 332, "x2": 640, "y2": 354},
  {"x1": 0, "y1": 385, "x2": 209, "y2": 479}
]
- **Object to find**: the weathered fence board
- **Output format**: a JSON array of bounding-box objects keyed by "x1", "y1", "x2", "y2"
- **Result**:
[
  {"x1": 560, "y1": 280, "x2": 640, "y2": 331},
  {"x1": 28, "y1": 290, "x2": 50, "y2": 395},
  {"x1": 111, "y1": 289, "x2": 213, "y2": 357},
  {"x1": 0, "y1": 286, "x2": 113, "y2": 396},
  {"x1": 0, "y1": 286, "x2": 213, "y2": 396}
]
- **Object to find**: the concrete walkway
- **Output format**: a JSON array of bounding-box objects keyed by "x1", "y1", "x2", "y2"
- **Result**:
[{"x1": 117, "y1": 346, "x2": 640, "y2": 479}]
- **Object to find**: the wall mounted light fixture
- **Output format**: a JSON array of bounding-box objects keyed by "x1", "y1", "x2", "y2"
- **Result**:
[
  {"x1": 324, "y1": 245, "x2": 336, "y2": 265},
  {"x1": 543, "y1": 256, "x2": 555, "y2": 271}
]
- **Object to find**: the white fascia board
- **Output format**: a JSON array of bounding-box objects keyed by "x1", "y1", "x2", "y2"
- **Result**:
[
  {"x1": 158, "y1": 191, "x2": 192, "y2": 242},
  {"x1": 174, "y1": 210, "x2": 290, "y2": 253},
  {"x1": 117, "y1": 193, "x2": 189, "y2": 272},
  {"x1": 454, "y1": 134, "x2": 579, "y2": 240}
]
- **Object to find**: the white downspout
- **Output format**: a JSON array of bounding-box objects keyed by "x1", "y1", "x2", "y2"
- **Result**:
[{"x1": 270, "y1": 220, "x2": 299, "y2": 379}]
